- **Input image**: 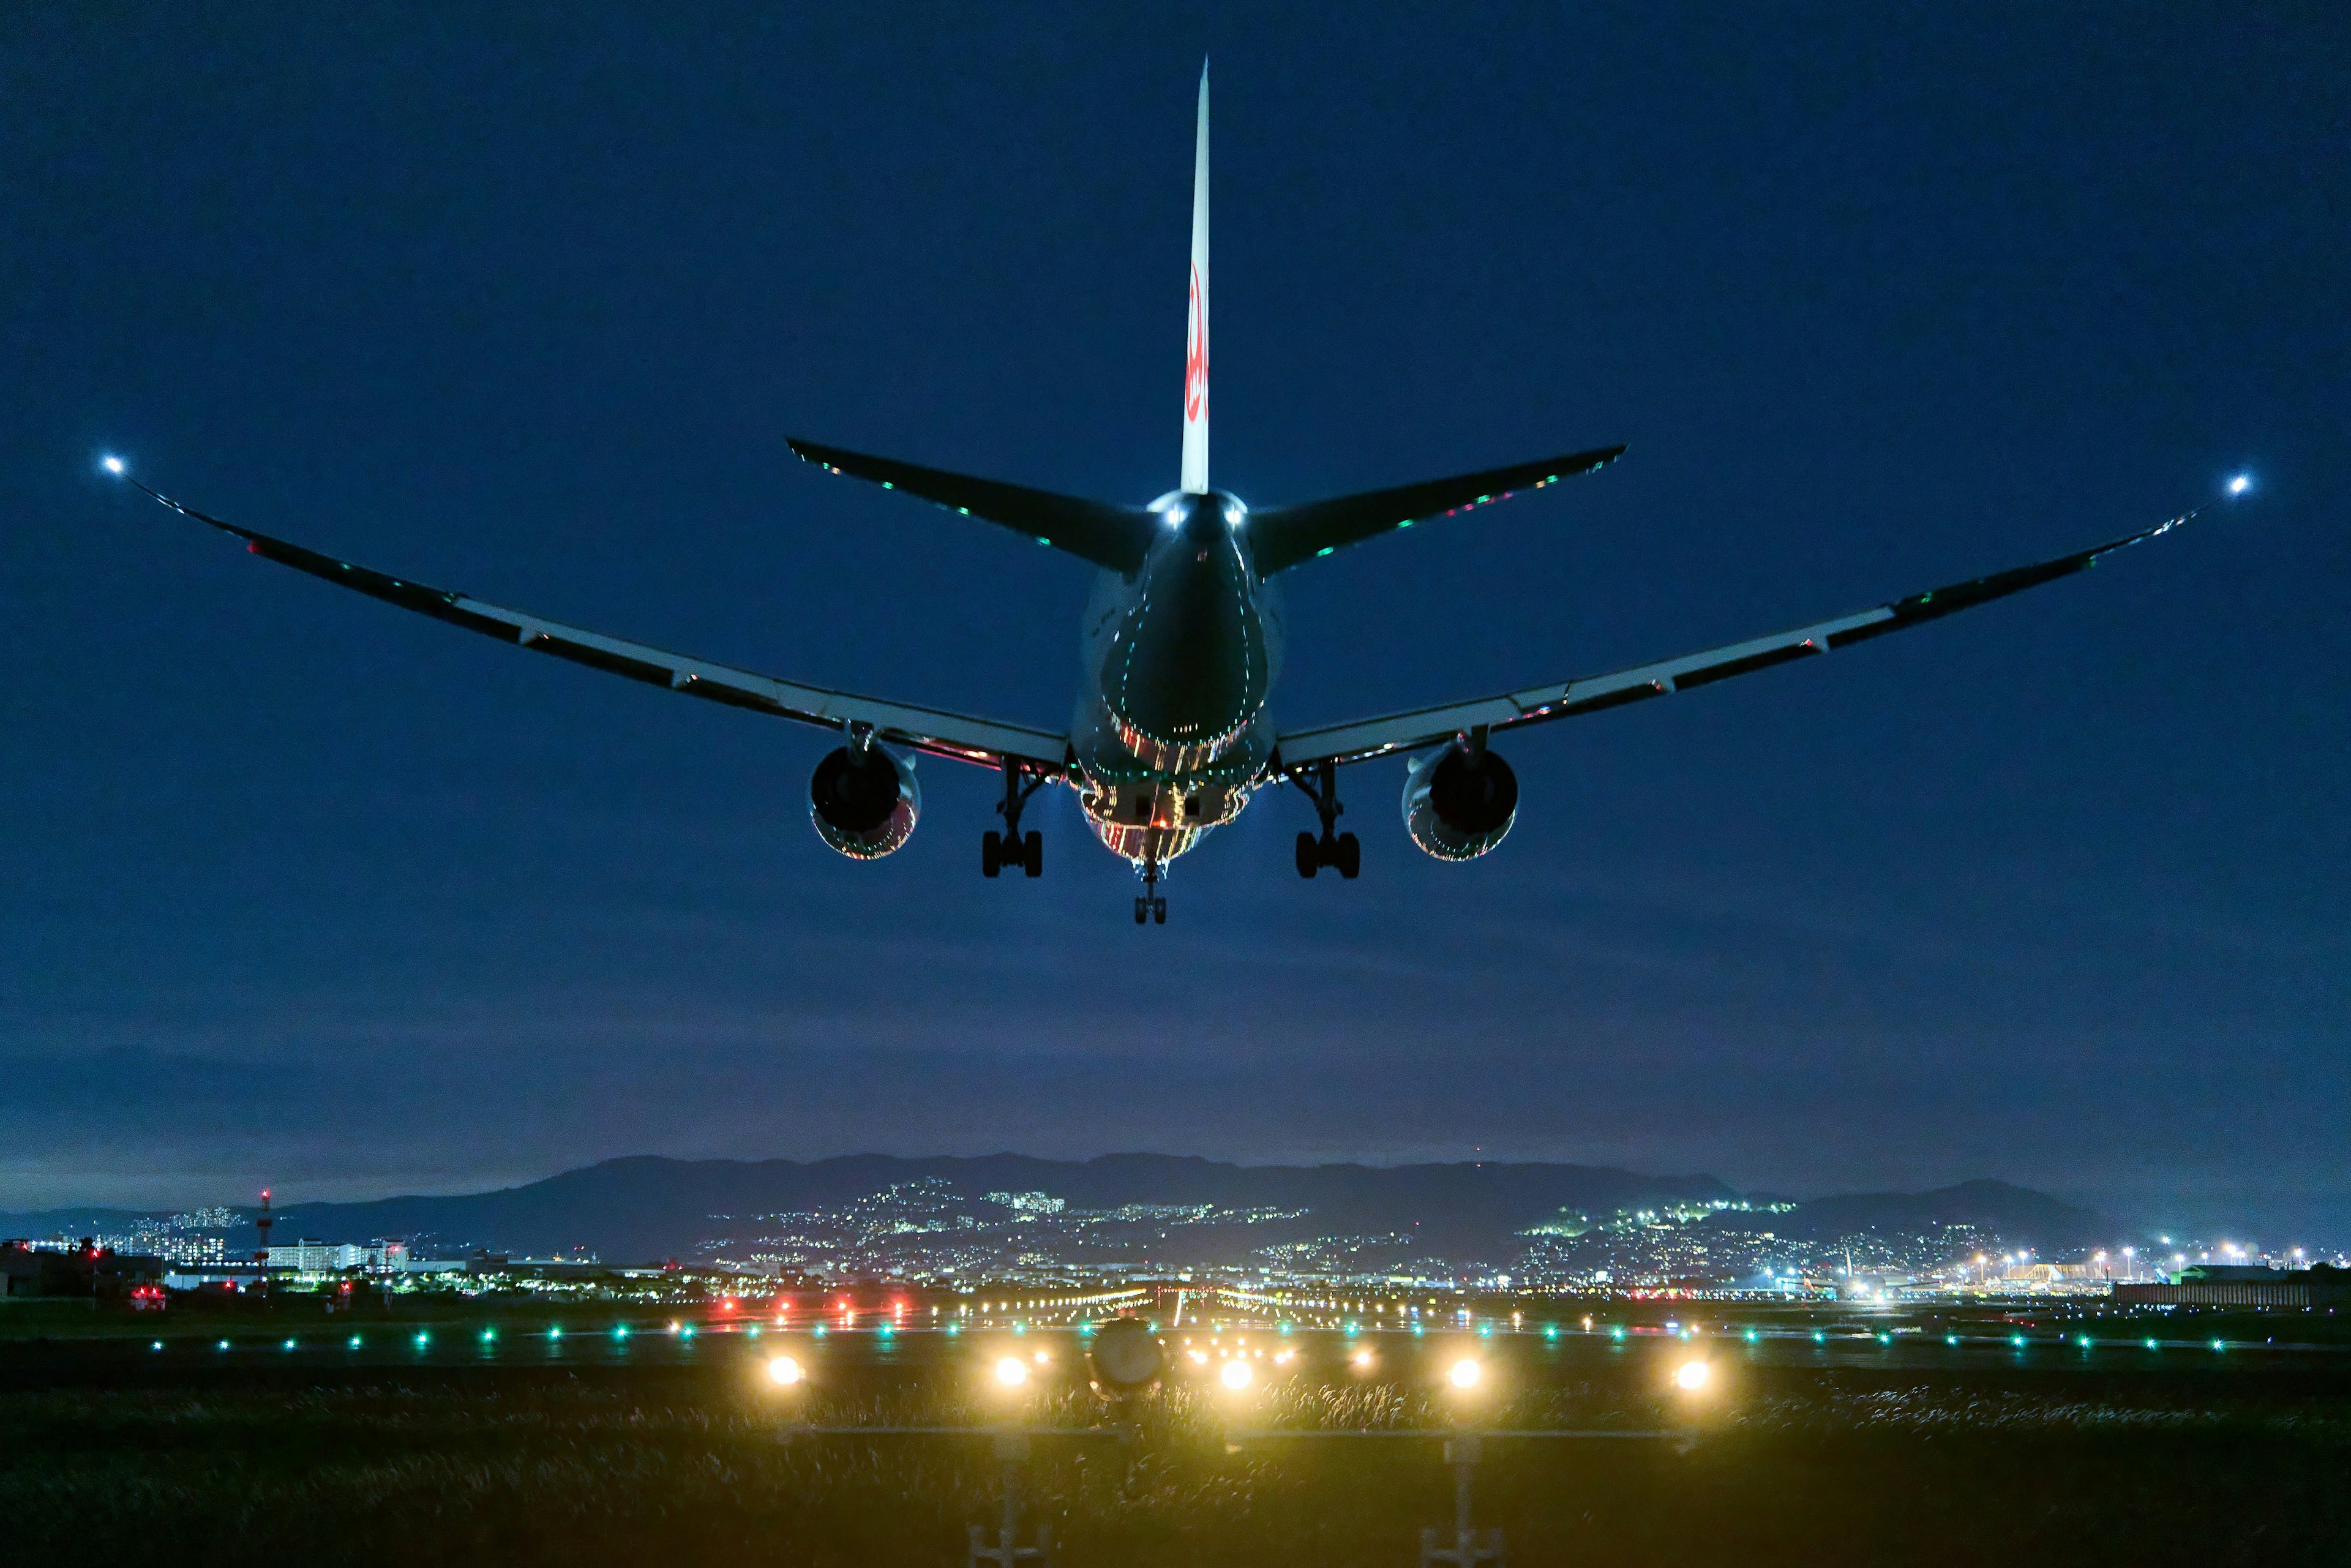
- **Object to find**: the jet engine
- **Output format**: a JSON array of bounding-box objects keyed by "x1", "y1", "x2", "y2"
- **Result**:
[
  {"x1": 808, "y1": 744, "x2": 920, "y2": 858},
  {"x1": 1401, "y1": 741, "x2": 1518, "y2": 861}
]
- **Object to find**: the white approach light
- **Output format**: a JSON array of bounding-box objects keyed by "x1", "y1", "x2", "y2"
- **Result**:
[
  {"x1": 1447, "y1": 1357, "x2": 1482, "y2": 1390},
  {"x1": 995, "y1": 1355, "x2": 1029, "y2": 1387},
  {"x1": 1219, "y1": 1357, "x2": 1253, "y2": 1390},
  {"x1": 766, "y1": 1355, "x2": 803, "y2": 1387},
  {"x1": 1674, "y1": 1359, "x2": 1712, "y2": 1392}
]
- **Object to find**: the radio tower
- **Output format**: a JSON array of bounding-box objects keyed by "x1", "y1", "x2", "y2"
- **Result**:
[{"x1": 253, "y1": 1188, "x2": 274, "y2": 1297}]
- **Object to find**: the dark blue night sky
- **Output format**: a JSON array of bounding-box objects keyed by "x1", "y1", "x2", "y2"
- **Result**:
[{"x1": 5, "y1": 7, "x2": 2344, "y2": 1237}]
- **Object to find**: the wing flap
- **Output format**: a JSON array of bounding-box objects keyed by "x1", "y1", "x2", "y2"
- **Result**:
[
  {"x1": 1275, "y1": 505, "x2": 2203, "y2": 768},
  {"x1": 124, "y1": 476, "x2": 1070, "y2": 773}
]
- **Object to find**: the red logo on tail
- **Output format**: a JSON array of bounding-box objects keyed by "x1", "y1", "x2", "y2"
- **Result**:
[{"x1": 1184, "y1": 265, "x2": 1206, "y2": 422}]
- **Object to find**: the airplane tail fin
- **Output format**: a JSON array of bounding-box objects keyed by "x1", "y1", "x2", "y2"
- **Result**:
[
  {"x1": 1244, "y1": 446, "x2": 1626, "y2": 575},
  {"x1": 787, "y1": 438, "x2": 1157, "y2": 575},
  {"x1": 1180, "y1": 61, "x2": 1210, "y2": 495}
]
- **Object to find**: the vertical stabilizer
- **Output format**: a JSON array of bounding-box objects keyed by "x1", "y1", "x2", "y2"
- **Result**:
[{"x1": 1180, "y1": 61, "x2": 1210, "y2": 495}]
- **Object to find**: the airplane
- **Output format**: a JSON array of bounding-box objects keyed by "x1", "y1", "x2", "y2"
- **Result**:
[{"x1": 106, "y1": 64, "x2": 2238, "y2": 925}]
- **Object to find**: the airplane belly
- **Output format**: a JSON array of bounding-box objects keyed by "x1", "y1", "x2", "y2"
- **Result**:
[{"x1": 1071, "y1": 704, "x2": 1272, "y2": 871}]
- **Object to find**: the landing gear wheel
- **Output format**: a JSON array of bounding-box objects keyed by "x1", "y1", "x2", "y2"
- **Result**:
[
  {"x1": 1152, "y1": 897, "x2": 1167, "y2": 925},
  {"x1": 1133, "y1": 896, "x2": 1149, "y2": 925},
  {"x1": 1335, "y1": 831, "x2": 1360, "y2": 880},
  {"x1": 1295, "y1": 831, "x2": 1319, "y2": 879},
  {"x1": 1022, "y1": 830, "x2": 1043, "y2": 879},
  {"x1": 981, "y1": 830, "x2": 1003, "y2": 879}
]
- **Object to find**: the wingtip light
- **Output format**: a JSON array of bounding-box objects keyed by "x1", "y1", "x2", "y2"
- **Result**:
[
  {"x1": 101, "y1": 455, "x2": 125, "y2": 476},
  {"x1": 2226, "y1": 473, "x2": 2251, "y2": 496}
]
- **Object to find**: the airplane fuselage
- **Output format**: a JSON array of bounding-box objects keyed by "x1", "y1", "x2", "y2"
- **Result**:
[{"x1": 1071, "y1": 489, "x2": 1281, "y2": 871}]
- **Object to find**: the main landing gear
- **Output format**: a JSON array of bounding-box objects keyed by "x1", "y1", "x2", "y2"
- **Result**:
[
  {"x1": 1134, "y1": 856, "x2": 1168, "y2": 925},
  {"x1": 981, "y1": 760, "x2": 1046, "y2": 879},
  {"x1": 1288, "y1": 758, "x2": 1360, "y2": 879}
]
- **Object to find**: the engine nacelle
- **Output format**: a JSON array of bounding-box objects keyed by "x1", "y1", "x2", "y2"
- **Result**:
[
  {"x1": 808, "y1": 745, "x2": 920, "y2": 858},
  {"x1": 1402, "y1": 742, "x2": 1519, "y2": 861}
]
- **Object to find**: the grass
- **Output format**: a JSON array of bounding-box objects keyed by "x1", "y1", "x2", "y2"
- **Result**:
[{"x1": 2, "y1": 1350, "x2": 2346, "y2": 1565}]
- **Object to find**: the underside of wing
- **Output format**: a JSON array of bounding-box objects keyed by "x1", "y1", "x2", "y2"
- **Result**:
[
  {"x1": 1245, "y1": 445, "x2": 1624, "y2": 576},
  {"x1": 121, "y1": 478, "x2": 1071, "y2": 772},
  {"x1": 1275, "y1": 503, "x2": 2205, "y2": 768},
  {"x1": 788, "y1": 437, "x2": 1157, "y2": 575}
]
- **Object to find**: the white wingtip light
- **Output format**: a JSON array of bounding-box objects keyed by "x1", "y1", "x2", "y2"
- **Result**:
[
  {"x1": 102, "y1": 455, "x2": 126, "y2": 476},
  {"x1": 2226, "y1": 473, "x2": 2251, "y2": 496}
]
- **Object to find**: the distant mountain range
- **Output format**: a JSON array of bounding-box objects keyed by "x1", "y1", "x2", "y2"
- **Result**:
[{"x1": 0, "y1": 1155, "x2": 2104, "y2": 1264}]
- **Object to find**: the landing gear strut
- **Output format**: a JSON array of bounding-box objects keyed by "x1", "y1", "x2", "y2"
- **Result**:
[
  {"x1": 1133, "y1": 856, "x2": 1168, "y2": 925},
  {"x1": 1287, "y1": 758, "x2": 1360, "y2": 879},
  {"x1": 981, "y1": 759, "x2": 1046, "y2": 879}
]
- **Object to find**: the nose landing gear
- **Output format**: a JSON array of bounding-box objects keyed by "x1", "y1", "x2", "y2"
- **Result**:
[
  {"x1": 1134, "y1": 855, "x2": 1168, "y2": 925},
  {"x1": 1286, "y1": 758, "x2": 1360, "y2": 879}
]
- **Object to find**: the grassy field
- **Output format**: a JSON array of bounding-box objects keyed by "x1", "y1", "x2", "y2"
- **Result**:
[{"x1": 4, "y1": 1315, "x2": 2347, "y2": 1566}]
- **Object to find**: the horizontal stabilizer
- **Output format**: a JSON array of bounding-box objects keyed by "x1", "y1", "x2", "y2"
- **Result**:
[
  {"x1": 789, "y1": 438, "x2": 1157, "y2": 574},
  {"x1": 1246, "y1": 445, "x2": 1624, "y2": 575}
]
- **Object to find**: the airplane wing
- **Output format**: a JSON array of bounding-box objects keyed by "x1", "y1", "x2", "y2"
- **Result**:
[
  {"x1": 118, "y1": 476, "x2": 1072, "y2": 773},
  {"x1": 1273, "y1": 503, "x2": 2207, "y2": 769}
]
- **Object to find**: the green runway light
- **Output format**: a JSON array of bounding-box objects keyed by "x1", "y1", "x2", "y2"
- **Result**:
[
  {"x1": 549, "y1": 1326, "x2": 562, "y2": 1339},
  {"x1": 151, "y1": 1341, "x2": 163, "y2": 1351},
  {"x1": 614, "y1": 1326, "x2": 630, "y2": 1340},
  {"x1": 2011, "y1": 1335, "x2": 2026, "y2": 1348},
  {"x1": 2211, "y1": 1340, "x2": 2225, "y2": 1352},
  {"x1": 1545, "y1": 1325, "x2": 1560, "y2": 1340},
  {"x1": 283, "y1": 1338, "x2": 297, "y2": 1351},
  {"x1": 1744, "y1": 1330, "x2": 1757, "y2": 1343},
  {"x1": 217, "y1": 1340, "x2": 230, "y2": 1351},
  {"x1": 414, "y1": 1332, "x2": 430, "y2": 1348},
  {"x1": 945, "y1": 1324, "x2": 959, "y2": 1335},
  {"x1": 348, "y1": 1335, "x2": 362, "y2": 1349},
  {"x1": 748, "y1": 1325, "x2": 762, "y2": 1338},
  {"x1": 1812, "y1": 1332, "x2": 1825, "y2": 1343},
  {"x1": 2145, "y1": 1338, "x2": 2159, "y2": 1349},
  {"x1": 812, "y1": 1325, "x2": 826, "y2": 1338},
  {"x1": 681, "y1": 1325, "x2": 696, "y2": 1339},
  {"x1": 481, "y1": 1329, "x2": 497, "y2": 1343},
  {"x1": 1946, "y1": 1335, "x2": 1959, "y2": 1346}
]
